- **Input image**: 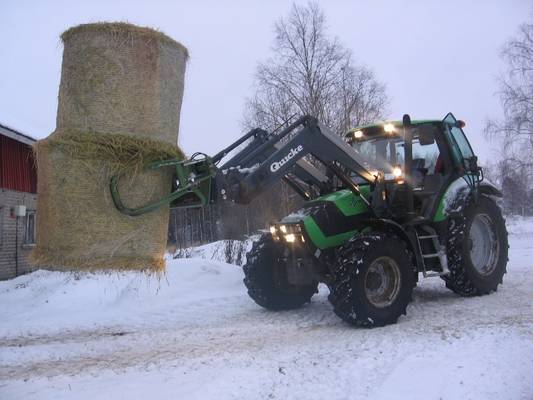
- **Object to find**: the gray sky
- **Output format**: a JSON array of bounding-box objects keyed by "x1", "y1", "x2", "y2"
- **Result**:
[{"x1": 1, "y1": 0, "x2": 531, "y2": 163}]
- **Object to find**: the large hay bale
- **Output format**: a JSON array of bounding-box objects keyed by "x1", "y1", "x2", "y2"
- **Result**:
[
  {"x1": 30, "y1": 23, "x2": 188, "y2": 272},
  {"x1": 57, "y1": 22, "x2": 188, "y2": 144}
]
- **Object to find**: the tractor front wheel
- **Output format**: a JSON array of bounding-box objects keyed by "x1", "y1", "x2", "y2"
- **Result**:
[
  {"x1": 243, "y1": 234, "x2": 318, "y2": 310},
  {"x1": 328, "y1": 232, "x2": 416, "y2": 327}
]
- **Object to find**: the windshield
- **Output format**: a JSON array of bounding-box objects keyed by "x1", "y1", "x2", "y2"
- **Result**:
[
  {"x1": 353, "y1": 136, "x2": 402, "y2": 176},
  {"x1": 348, "y1": 123, "x2": 440, "y2": 180}
]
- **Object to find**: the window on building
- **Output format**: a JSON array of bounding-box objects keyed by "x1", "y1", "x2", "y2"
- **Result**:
[{"x1": 24, "y1": 210, "x2": 36, "y2": 245}]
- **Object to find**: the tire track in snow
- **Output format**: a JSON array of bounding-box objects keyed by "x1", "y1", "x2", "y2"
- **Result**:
[{"x1": 1, "y1": 286, "x2": 531, "y2": 381}]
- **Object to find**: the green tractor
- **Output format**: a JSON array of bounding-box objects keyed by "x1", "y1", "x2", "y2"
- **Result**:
[{"x1": 111, "y1": 112, "x2": 508, "y2": 327}]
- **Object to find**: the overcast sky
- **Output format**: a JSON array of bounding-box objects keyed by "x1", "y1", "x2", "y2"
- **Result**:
[{"x1": 1, "y1": 0, "x2": 531, "y2": 163}]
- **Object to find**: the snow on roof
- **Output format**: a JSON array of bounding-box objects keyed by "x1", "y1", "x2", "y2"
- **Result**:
[{"x1": 0, "y1": 122, "x2": 36, "y2": 146}]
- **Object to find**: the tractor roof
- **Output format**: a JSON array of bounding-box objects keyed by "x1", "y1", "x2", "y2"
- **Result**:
[{"x1": 347, "y1": 119, "x2": 440, "y2": 136}]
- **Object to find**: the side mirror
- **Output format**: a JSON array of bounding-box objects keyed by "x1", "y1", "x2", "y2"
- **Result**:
[{"x1": 466, "y1": 155, "x2": 479, "y2": 172}]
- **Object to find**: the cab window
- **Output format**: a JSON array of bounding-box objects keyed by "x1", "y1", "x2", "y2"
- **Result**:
[
  {"x1": 448, "y1": 125, "x2": 473, "y2": 159},
  {"x1": 412, "y1": 137, "x2": 440, "y2": 174},
  {"x1": 442, "y1": 113, "x2": 474, "y2": 163}
]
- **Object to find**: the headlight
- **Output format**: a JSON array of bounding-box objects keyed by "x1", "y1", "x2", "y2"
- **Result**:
[
  {"x1": 384, "y1": 123, "x2": 395, "y2": 133},
  {"x1": 270, "y1": 223, "x2": 305, "y2": 243},
  {"x1": 284, "y1": 233, "x2": 296, "y2": 243},
  {"x1": 392, "y1": 166, "x2": 402, "y2": 178},
  {"x1": 353, "y1": 130, "x2": 363, "y2": 139}
]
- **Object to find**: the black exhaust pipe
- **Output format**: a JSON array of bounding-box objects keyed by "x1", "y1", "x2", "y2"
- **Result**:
[{"x1": 402, "y1": 114, "x2": 414, "y2": 216}]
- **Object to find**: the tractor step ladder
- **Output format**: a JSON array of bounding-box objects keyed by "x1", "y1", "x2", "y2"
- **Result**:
[{"x1": 415, "y1": 228, "x2": 450, "y2": 278}]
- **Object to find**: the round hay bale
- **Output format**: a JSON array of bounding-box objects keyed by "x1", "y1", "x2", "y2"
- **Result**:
[
  {"x1": 57, "y1": 22, "x2": 188, "y2": 144},
  {"x1": 30, "y1": 23, "x2": 188, "y2": 273}
]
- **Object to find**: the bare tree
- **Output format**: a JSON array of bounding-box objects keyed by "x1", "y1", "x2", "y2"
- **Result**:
[
  {"x1": 169, "y1": 3, "x2": 389, "y2": 250},
  {"x1": 485, "y1": 20, "x2": 533, "y2": 214},
  {"x1": 244, "y1": 2, "x2": 388, "y2": 134}
]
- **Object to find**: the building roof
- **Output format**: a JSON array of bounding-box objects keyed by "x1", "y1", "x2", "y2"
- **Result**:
[{"x1": 0, "y1": 123, "x2": 36, "y2": 146}]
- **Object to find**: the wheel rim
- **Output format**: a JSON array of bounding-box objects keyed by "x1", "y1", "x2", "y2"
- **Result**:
[
  {"x1": 364, "y1": 256, "x2": 401, "y2": 308},
  {"x1": 469, "y1": 214, "x2": 500, "y2": 276}
]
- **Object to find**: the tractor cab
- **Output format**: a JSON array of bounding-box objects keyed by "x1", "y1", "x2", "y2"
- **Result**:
[{"x1": 346, "y1": 113, "x2": 477, "y2": 221}]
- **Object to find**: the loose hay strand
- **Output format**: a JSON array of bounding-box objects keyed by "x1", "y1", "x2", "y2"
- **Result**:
[
  {"x1": 29, "y1": 248, "x2": 166, "y2": 275},
  {"x1": 35, "y1": 131, "x2": 186, "y2": 175}
]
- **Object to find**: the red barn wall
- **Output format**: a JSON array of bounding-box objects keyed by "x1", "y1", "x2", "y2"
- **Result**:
[{"x1": 0, "y1": 134, "x2": 37, "y2": 194}]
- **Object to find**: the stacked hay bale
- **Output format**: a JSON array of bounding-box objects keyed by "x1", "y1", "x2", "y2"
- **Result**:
[{"x1": 30, "y1": 22, "x2": 188, "y2": 273}]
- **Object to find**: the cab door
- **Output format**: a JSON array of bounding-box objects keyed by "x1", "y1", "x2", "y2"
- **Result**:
[
  {"x1": 442, "y1": 112, "x2": 476, "y2": 173},
  {"x1": 430, "y1": 113, "x2": 479, "y2": 222}
]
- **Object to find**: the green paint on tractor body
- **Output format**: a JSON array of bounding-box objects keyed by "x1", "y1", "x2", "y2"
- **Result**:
[
  {"x1": 302, "y1": 218, "x2": 358, "y2": 250},
  {"x1": 283, "y1": 186, "x2": 372, "y2": 250},
  {"x1": 312, "y1": 186, "x2": 371, "y2": 216}
]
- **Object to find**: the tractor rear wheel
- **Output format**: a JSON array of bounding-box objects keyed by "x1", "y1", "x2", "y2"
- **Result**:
[
  {"x1": 243, "y1": 234, "x2": 318, "y2": 310},
  {"x1": 443, "y1": 196, "x2": 508, "y2": 296},
  {"x1": 328, "y1": 232, "x2": 416, "y2": 327}
]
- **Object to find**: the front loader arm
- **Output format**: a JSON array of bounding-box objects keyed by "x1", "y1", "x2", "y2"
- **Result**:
[
  {"x1": 216, "y1": 116, "x2": 375, "y2": 204},
  {"x1": 110, "y1": 115, "x2": 374, "y2": 216}
]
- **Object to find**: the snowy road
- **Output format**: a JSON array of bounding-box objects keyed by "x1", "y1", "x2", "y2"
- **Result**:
[{"x1": 1, "y1": 219, "x2": 532, "y2": 399}]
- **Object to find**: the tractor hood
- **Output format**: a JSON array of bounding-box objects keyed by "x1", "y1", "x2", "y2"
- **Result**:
[{"x1": 281, "y1": 187, "x2": 372, "y2": 250}]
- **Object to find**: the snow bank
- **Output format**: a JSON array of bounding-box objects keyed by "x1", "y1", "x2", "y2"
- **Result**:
[
  {"x1": 172, "y1": 237, "x2": 257, "y2": 266},
  {"x1": 0, "y1": 257, "x2": 245, "y2": 338}
]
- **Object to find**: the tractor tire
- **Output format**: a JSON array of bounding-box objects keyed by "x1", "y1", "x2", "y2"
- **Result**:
[
  {"x1": 243, "y1": 234, "x2": 318, "y2": 310},
  {"x1": 442, "y1": 196, "x2": 508, "y2": 296},
  {"x1": 328, "y1": 232, "x2": 416, "y2": 327}
]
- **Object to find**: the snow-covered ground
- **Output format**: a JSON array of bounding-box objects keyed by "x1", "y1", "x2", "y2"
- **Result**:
[{"x1": 1, "y1": 219, "x2": 532, "y2": 400}]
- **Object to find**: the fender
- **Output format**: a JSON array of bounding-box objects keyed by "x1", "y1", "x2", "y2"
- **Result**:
[
  {"x1": 479, "y1": 181, "x2": 502, "y2": 197},
  {"x1": 433, "y1": 177, "x2": 471, "y2": 221},
  {"x1": 433, "y1": 178, "x2": 502, "y2": 222}
]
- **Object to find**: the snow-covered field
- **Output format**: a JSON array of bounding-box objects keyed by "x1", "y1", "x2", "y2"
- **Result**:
[{"x1": 1, "y1": 219, "x2": 532, "y2": 400}]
